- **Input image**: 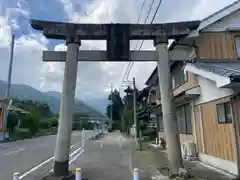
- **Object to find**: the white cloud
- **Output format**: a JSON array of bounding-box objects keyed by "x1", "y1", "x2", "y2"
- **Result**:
[
  {"x1": 0, "y1": 16, "x2": 12, "y2": 47},
  {"x1": 1, "y1": 0, "x2": 238, "y2": 106},
  {"x1": 41, "y1": 0, "x2": 236, "y2": 101},
  {"x1": 0, "y1": 2, "x2": 49, "y2": 93}
]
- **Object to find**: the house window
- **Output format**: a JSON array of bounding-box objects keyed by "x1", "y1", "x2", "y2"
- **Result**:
[
  {"x1": 156, "y1": 87, "x2": 161, "y2": 99},
  {"x1": 185, "y1": 104, "x2": 192, "y2": 134},
  {"x1": 172, "y1": 68, "x2": 188, "y2": 89},
  {"x1": 176, "y1": 103, "x2": 192, "y2": 134},
  {"x1": 235, "y1": 37, "x2": 240, "y2": 57},
  {"x1": 217, "y1": 102, "x2": 233, "y2": 123},
  {"x1": 176, "y1": 106, "x2": 186, "y2": 134}
]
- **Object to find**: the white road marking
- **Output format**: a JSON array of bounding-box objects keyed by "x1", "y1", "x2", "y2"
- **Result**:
[
  {"x1": 19, "y1": 135, "x2": 92, "y2": 179},
  {"x1": 0, "y1": 131, "x2": 77, "y2": 148},
  {"x1": 5, "y1": 148, "x2": 25, "y2": 155},
  {"x1": 129, "y1": 151, "x2": 133, "y2": 172},
  {"x1": 119, "y1": 138, "x2": 122, "y2": 149},
  {"x1": 19, "y1": 156, "x2": 54, "y2": 179},
  {"x1": 19, "y1": 142, "x2": 82, "y2": 179},
  {"x1": 49, "y1": 143, "x2": 86, "y2": 172},
  {"x1": 71, "y1": 141, "x2": 81, "y2": 148},
  {"x1": 69, "y1": 149, "x2": 84, "y2": 164}
]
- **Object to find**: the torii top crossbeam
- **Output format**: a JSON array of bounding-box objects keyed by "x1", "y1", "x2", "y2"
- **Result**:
[{"x1": 30, "y1": 19, "x2": 200, "y2": 40}]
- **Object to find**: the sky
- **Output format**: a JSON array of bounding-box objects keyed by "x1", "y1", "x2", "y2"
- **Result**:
[{"x1": 0, "y1": 0, "x2": 237, "y2": 102}]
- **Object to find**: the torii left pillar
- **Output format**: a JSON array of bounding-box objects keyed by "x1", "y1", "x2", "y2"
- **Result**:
[{"x1": 53, "y1": 35, "x2": 80, "y2": 176}]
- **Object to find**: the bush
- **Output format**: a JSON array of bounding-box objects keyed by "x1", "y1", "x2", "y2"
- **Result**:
[
  {"x1": 7, "y1": 111, "x2": 19, "y2": 135},
  {"x1": 39, "y1": 120, "x2": 51, "y2": 129},
  {"x1": 48, "y1": 117, "x2": 58, "y2": 127},
  {"x1": 142, "y1": 127, "x2": 156, "y2": 140},
  {"x1": 20, "y1": 114, "x2": 39, "y2": 136},
  {"x1": 13, "y1": 128, "x2": 31, "y2": 139},
  {"x1": 72, "y1": 122, "x2": 81, "y2": 130}
]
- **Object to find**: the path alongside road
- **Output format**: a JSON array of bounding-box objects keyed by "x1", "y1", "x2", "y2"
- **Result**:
[
  {"x1": 71, "y1": 132, "x2": 134, "y2": 180},
  {"x1": 0, "y1": 130, "x2": 94, "y2": 180}
]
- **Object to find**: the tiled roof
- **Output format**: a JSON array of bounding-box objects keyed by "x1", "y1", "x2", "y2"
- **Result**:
[{"x1": 191, "y1": 60, "x2": 240, "y2": 77}]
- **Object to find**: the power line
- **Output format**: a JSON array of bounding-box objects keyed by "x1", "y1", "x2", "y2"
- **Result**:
[
  {"x1": 151, "y1": 0, "x2": 163, "y2": 23},
  {"x1": 136, "y1": 0, "x2": 147, "y2": 23},
  {"x1": 125, "y1": 0, "x2": 164, "y2": 81},
  {"x1": 126, "y1": 0, "x2": 156, "y2": 80},
  {"x1": 134, "y1": 0, "x2": 156, "y2": 49},
  {"x1": 125, "y1": 0, "x2": 159, "y2": 81},
  {"x1": 123, "y1": 0, "x2": 156, "y2": 85},
  {"x1": 119, "y1": 0, "x2": 147, "y2": 90}
]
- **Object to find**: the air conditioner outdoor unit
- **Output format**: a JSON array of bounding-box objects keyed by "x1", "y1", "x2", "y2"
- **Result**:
[{"x1": 181, "y1": 142, "x2": 197, "y2": 161}]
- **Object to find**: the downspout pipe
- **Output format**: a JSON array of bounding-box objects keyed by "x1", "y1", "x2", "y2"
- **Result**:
[{"x1": 230, "y1": 94, "x2": 240, "y2": 178}]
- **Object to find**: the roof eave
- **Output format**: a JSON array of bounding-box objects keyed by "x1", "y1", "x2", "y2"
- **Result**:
[
  {"x1": 145, "y1": 67, "x2": 158, "y2": 86},
  {"x1": 184, "y1": 63, "x2": 231, "y2": 88},
  {"x1": 199, "y1": 0, "x2": 240, "y2": 31}
]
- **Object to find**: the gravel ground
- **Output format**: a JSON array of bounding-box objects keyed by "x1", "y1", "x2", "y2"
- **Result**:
[{"x1": 147, "y1": 145, "x2": 235, "y2": 180}]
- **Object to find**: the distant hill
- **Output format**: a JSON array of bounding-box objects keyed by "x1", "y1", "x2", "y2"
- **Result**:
[
  {"x1": 44, "y1": 91, "x2": 104, "y2": 117},
  {"x1": 83, "y1": 96, "x2": 110, "y2": 115},
  {"x1": 0, "y1": 80, "x2": 104, "y2": 117}
]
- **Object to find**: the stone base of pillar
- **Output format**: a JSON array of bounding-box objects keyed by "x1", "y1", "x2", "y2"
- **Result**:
[{"x1": 53, "y1": 160, "x2": 69, "y2": 176}]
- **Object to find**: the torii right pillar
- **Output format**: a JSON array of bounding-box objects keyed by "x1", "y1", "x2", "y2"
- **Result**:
[{"x1": 154, "y1": 37, "x2": 183, "y2": 173}]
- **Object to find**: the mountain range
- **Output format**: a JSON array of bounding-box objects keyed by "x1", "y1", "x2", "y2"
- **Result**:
[
  {"x1": 82, "y1": 97, "x2": 110, "y2": 115},
  {"x1": 0, "y1": 80, "x2": 105, "y2": 117}
]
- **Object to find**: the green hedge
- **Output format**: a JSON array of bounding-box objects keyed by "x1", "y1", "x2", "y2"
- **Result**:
[
  {"x1": 12, "y1": 128, "x2": 32, "y2": 139},
  {"x1": 39, "y1": 120, "x2": 51, "y2": 129},
  {"x1": 48, "y1": 117, "x2": 58, "y2": 127},
  {"x1": 142, "y1": 127, "x2": 156, "y2": 140}
]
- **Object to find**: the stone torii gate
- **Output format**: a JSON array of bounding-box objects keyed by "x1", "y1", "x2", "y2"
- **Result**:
[{"x1": 30, "y1": 19, "x2": 200, "y2": 177}]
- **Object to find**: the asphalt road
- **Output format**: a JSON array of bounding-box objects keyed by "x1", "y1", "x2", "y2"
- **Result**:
[{"x1": 0, "y1": 130, "x2": 95, "y2": 180}]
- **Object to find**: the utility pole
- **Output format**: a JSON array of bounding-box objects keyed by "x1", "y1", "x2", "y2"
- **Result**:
[
  {"x1": 133, "y1": 77, "x2": 137, "y2": 141},
  {"x1": 3, "y1": 34, "x2": 15, "y2": 140}
]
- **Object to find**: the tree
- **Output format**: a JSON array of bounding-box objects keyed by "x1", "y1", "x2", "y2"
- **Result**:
[
  {"x1": 20, "y1": 113, "x2": 39, "y2": 135},
  {"x1": 120, "y1": 86, "x2": 140, "y2": 133},
  {"x1": 72, "y1": 112, "x2": 92, "y2": 130},
  {"x1": 8, "y1": 99, "x2": 55, "y2": 138},
  {"x1": 7, "y1": 111, "x2": 19, "y2": 136},
  {"x1": 105, "y1": 89, "x2": 124, "y2": 130},
  {"x1": 48, "y1": 116, "x2": 58, "y2": 127}
]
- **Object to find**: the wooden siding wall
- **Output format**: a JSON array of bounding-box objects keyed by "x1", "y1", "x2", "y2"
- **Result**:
[
  {"x1": 194, "y1": 98, "x2": 236, "y2": 161},
  {"x1": 194, "y1": 106, "x2": 204, "y2": 153},
  {"x1": 197, "y1": 32, "x2": 236, "y2": 59},
  {"x1": 231, "y1": 95, "x2": 240, "y2": 159}
]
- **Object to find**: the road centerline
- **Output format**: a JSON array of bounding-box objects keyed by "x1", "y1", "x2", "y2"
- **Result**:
[{"x1": 5, "y1": 148, "x2": 25, "y2": 156}]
